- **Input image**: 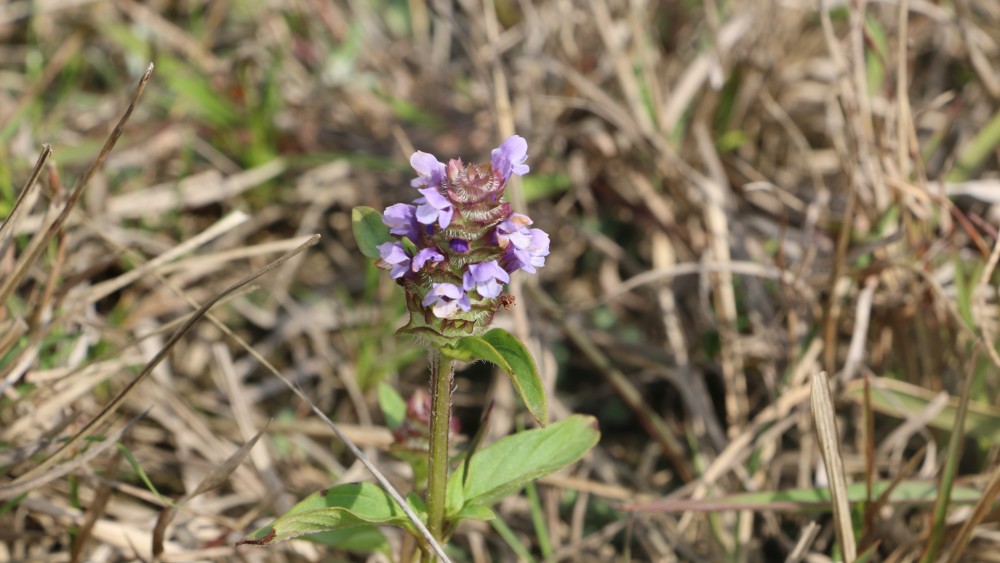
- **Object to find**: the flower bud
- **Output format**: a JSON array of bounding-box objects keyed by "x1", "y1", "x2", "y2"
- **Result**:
[{"x1": 390, "y1": 389, "x2": 462, "y2": 451}]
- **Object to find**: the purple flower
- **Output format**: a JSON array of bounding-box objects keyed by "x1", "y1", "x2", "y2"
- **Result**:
[
  {"x1": 496, "y1": 213, "x2": 534, "y2": 249},
  {"x1": 382, "y1": 203, "x2": 418, "y2": 242},
  {"x1": 422, "y1": 283, "x2": 471, "y2": 318},
  {"x1": 449, "y1": 238, "x2": 470, "y2": 253},
  {"x1": 491, "y1": 135, "x2": 529, "y2": 180},
  {"x1": 496, "y1": 214, "x2": 550, "y2": 274},
  {"x1": 410, "y1": 151, "x2": 446, "y2": 189},
  {"x1": 378, "y1": 242, "x2": 411, "y2": 279},
  {"x1": 507, "y1": 228, "x2": 550, "y2": 274},
  {"x1": 412, "y1": 247, "x2": 444, "y2": 272},
  {"x1": 463, "y1": 260, "x2": 510, "y2": 299},
  {"x1": 414, "y1": 188, "x2": 454, "y2": 229}
]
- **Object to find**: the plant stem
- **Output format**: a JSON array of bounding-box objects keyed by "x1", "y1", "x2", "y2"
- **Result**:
[{"x1": 426, "y1": 350, "x2": 454, "y2": 551}]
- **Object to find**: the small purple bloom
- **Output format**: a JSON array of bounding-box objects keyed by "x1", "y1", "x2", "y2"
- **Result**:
[
  {"x1": 463, "y1": 260, "x2": 510, "y2": 299},
  {"x1": 509, "y1": 228, "x2": 550, "y2": 274},
  {"x1": 422, "y1": 283, "x2": 472, "y2": 318},
  {"x1": 496, "y1": 213, "x2": 534, "y2": 249},
  {"x1": 410, "y1": 151, "x2": 446, "y2": 189},
  {"x1": 378, "y1": 242, "x2": 411, "y2": 279},
  {"x1": 412, "y1": 247, "x2": 444, "y2": 272},
  {"x1": 414, "y1": 188, "x2": 454, "y2": 229},
  {"x1": 382, "y1": 203, "x2": 418, "y2": 242},
  {"x1": 491, "y1": 135, "x2": 529, "y2": 180},
  {"x1": 449, "y1": 238, "x2": 470, "y2": 253},
  {"x1": 497, "y1": 213, "x2": 550, "y2": 274}
]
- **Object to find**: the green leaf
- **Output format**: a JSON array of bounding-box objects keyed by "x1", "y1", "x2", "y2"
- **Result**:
[
  {"x1": 448, "y1": 415, "x2": 599, "y2": 511},
  {"x1": 446, "y1": 328, "x2": 547, "y2": 426},
  {"x1": 237, "y1": 482, "x2": 415, "y2": 546},
  {"x1": 482, "y1": 329, "x2": 547, "y2": 426},
  {"x1": 454, "y1": 503, "x2": 496, "y2": 521},
  {"x1": 377, "y1": 383, "x2": 407, "y2": 430},
  {"x1": 445, "y1": 461, "x2": 465, "y2": 517},
  {"x1": 352, "y1": 206, "x2": 392, "y2": 259},
  {"x1": 441, "y1": 335, "x2": 507, "y2": 365},
  {"x1": 405, "y1": 491, "x2": 427, "y2": 514},
  {"x1": 303, "y1": 526, "x2": 389, "y2": 553}
]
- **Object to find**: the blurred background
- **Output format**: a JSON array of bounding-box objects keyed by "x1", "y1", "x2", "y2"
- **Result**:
[{"x1": 2, "y1": 0, "x2": 1000, "y2": 561}]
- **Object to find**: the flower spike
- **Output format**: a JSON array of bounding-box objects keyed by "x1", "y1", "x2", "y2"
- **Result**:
[{"x1": 373, "y1": 136, "x2": 548, "y2": 346}]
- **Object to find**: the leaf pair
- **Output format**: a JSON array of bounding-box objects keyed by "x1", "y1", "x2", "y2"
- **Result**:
[{"x1": 238, "y1": 415, "x2": 600, "y2": 550}]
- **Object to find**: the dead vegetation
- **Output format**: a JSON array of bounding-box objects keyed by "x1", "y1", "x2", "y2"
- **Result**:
[{"x1": 2, "y1": 0, "x2": 1000, "y2": 561}]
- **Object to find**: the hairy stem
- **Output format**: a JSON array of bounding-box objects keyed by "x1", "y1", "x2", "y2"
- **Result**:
[{"x1": 426, "y1": 350, "x2": 454, "y2": 552}]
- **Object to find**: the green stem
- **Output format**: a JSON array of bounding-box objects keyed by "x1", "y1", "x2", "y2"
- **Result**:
[{"x1": 426, "y1": 349, "x2": 454, "y2": 552}]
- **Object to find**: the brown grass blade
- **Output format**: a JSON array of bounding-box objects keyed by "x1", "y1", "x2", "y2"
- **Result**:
[
  {"x1": 70, "y1": 447, "x2": 123, "y2": 563},
  {"x1": 0, "y1": 64, "x2": 153, "y2": 310},
  {"x1": 0, "y1": 144, "x2": 50, "y2": 258},
  {"x1": 9, "y1": 234, "x2": 318, "y2": 484},
  {"x1": 153, "y1": 422, "x2": 271, "y2": 559},
  {"x1": 811, "y1": 370, "x2": 857, "y2": 562},
  {"x1": 0, "y1": 410, "x2": 146, "y2": 501}
]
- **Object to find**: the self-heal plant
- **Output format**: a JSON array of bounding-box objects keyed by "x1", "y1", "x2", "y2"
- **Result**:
[{"x1": 239, "y1": 137, "x2": 598, "y2": 561}]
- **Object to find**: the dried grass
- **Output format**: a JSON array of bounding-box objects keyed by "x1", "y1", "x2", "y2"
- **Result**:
[{"x1": 2, "y1": 0, "x2": 1000, "y2": 561}]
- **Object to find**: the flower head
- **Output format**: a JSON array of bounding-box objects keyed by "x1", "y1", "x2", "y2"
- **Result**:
[
  {"x1": 491, "y1": 135, "x2": 530, "y2": 181},
  {"x1": 364, "y1": 135, "x2": 547, "y2": 345},
  {"x1": 422, "y1": 283, "x2": 471, "y2": 318},
  {"x1": 463, "y1": 260, "x2": 511, "y2": 298}
]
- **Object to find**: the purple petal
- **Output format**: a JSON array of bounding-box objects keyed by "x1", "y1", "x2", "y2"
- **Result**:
[
  {"x1": 496, "y1": 213, "x2": 534, "y2": 248},
  {"x1": 410, "y1": 151, "x2": 446, "y2": 188},
  {"x1": 510, "y1": 246, "x2": 536, "y2": 274},
  {"x1": 414, "y1": 188, "x2": 454, "y2": 229},
  {"x1": 449, "y1": 238, "x2": 470, "y2": 253},
  {"x1": 422, "y1": 283, "x2": 461, "y2": 306},
  {"x1": 418, "y1": 188, "x2": 451, "y2": 209},
  {"x1": 382, "y1": 203, "x2": 418, "y2": 241},
  {"x1": 462, "y1": 260, "x2": 510, "y2": 298},
  {"x1": 476, "y1": 261, "x2": 511, "y2": 283},
  {"x1": 491, "y1": 135, "x2": 530, "y2": 180},
  {"x1": 378, "y1": 242, "x2": 411, "y2": 279},
  {"x1": 526, "y1": 229, "x2": 550, "y2": 257},
  {"x1": 421, "y1": 283, "x2": 471, "y2": 318},
  {"x1": 412, "y1": 247, "x2": 444, "y2": 271},
  {"x1": 378, "y1": 242, "x2": 409, "y2": 265}
]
